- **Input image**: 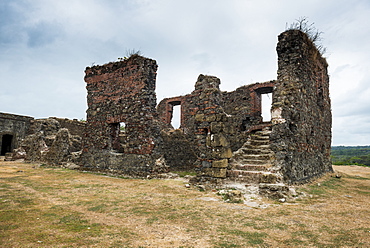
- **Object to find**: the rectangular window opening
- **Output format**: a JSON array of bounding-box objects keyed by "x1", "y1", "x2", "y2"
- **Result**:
[{"x1": 109, "y1": 123, "x2": 121, "y2": 152}]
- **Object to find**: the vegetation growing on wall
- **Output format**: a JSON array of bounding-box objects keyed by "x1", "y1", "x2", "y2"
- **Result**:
[{"x1": 286, "y1": 17, "x2": 326, "y2": 55}]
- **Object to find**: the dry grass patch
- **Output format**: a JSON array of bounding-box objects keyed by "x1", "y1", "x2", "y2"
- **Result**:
[{"x1": 0, "y1": 161, "x2": 369, "y2": 247}]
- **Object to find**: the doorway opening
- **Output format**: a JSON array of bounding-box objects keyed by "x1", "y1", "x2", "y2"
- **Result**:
[
  {"x1": 171, "y1": 105, "x2": 181, "y2": 129},
  {"x1": 167, "y1": 100, "x2": 181, "y2": 129},
  {"x1": 1, "y1": 134, "x2": 13, "y2": 155},
  {"x1": 261, "y1": 93, "x2": 272, "y2": 122}
]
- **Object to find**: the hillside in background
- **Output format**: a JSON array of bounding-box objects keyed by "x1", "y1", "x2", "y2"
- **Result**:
[{"x1": 331, "y1": 146, "x2": 370, "y2": 166}]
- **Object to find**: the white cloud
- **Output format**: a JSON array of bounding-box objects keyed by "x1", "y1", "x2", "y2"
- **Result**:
[{"x1": 0, "y1": 0, "x2": 370, "y2": 145}]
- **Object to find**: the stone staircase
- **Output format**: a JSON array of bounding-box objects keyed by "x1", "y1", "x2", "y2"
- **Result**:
[
  {"x1": 227, "y1": 128, "x2": 278, "y2": 183},
  {"x1": 226, "y1": 128, "x2": 289, "y2": 198}
]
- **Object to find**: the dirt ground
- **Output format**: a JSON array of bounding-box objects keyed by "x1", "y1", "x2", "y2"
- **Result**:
[{"x1": 0, "y1": 160, "x2": 369, "y2": 247}]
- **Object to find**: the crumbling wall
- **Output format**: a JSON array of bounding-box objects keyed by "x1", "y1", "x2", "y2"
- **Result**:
[
  {"x1": 222, "y1": 81, "x2": 275, "y2": 151},
  {"x1": 82, "y1": 55, "x2": 167, "y2": 176},
  {"x1": 2, "y1": 29, "x2": 332, "y2": 187},
  {"x1": 189, "y1": 75, "x2": 232, "y2": 179},
  {"x1": 53, "y1": 118, "x2": 86, "y2": 137},
  {"x1": 270, "y1": 29, "x2": 332, "y2": 184},
  {"x1": 0, "y1": 113, "x2": 34, "y2": 156},
  {"x1": 11, "y1": 117, "x2": 85, "y2": 163},
  {"x1": 157, "y1": 76, "x2": 276, "y2": 177},
  {"x1": 158, "y1": 129, "x2": 198, "y2": 171}
]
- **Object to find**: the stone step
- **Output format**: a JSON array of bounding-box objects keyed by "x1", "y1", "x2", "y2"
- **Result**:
[
  {"x1": 237, "y1": 153, "x2": 273, "y2": 161},
  {"x1": 249, "y1": 139, "x2": 270, "y2": 146},
  {"x1": 255, "y1": 130, "x2": 271, "y2": 135},
  {"x1": 250, "y1": 134, "x2": 270, "y2": 140},
  {"x1": 235, "y1": 159, "x2": 272, "y2": 165},
  {"x1": 226, "y1": 170, "x2": 265, "y2": 183},
  {"x1": 243, "y1": 144, "x2": 271, "y2": 150},
  {"x1": 238, "y1": 147, "x2": 272, "y2": 155},
  {"x1": 226, "y1": 170, "x2": 279, "y2": 184},
  {"x1": 232, "y1": 164, "x2": 272, "y2": 171}
]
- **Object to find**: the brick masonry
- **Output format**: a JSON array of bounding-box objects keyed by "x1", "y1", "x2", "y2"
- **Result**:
[
  {"x1": 81, "y1": 55, "x2": 168, "y2": 176},
  {"x1": 3, "y1": 29, "x2": 332, "y2": 186},
  {"x1": 270, "y1": 29, "x2": 333, "y2": 183},
  {"x1": 79, "y1": 29, "x2": 332, "y2": 183}
]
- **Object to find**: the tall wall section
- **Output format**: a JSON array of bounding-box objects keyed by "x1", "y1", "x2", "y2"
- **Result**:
[
  {"x1": 270, "y1": 29, "x2": 332, "y2": 184},
  {"x1": 81, "y1": 55, "x2": 166, "y2": 176}
]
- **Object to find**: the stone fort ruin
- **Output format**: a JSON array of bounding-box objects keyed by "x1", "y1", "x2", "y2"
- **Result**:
[
  {"x1": 1, "y1": 29, "x2": 333, "y2": 197},
  {"x1": 81, "y1": 29, "x2": 332, "y2": 189}
]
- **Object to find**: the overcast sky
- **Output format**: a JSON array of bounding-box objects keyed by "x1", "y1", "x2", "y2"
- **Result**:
[{"x1": 1, "y1": 0, "x2": 369, "y2": 146}]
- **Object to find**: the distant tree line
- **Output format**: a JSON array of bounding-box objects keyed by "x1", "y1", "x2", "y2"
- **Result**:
[{"x1": 331, "y1": 146, "x2": 370, "y2": 167}]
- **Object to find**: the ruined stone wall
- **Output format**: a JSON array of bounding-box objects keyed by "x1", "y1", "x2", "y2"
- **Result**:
[
  {"x1": 188, "y1": 75, "x2": 232, "y2": 179},
  {"x1": 82, "y1": 55, "x2": 167, "y2": 176},
  {"x1": 157, "y1": 129, "x2": 198, "y2": 171},
  {"x1": 79, "y1": 29, "x2": 332, "y2": 183},
  {"x1": 156, "y1": 76, "x2": 275, "y2": 175},
  {"x1": 222, "y1": 81, "x2": 275, "y2": 151},
  {"x1": 10, "y1": 117, "x2": 84, "y2": 163},
  {"x1": 52, "y1": 118, "x2": 86, "y2": 137},
  {"x1": 0, "y1": 113, "x2": 34, "y2": 155},
  {"x1": 270, "y1": 29, "x2": 332, "y2": 184}
]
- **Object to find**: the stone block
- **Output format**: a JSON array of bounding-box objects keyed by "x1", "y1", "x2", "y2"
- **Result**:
[
  {"x1": 224, "y1": 124, "x2": 235, "y2": 134},
  {"x1": 201, "y1": 168, "x2": 227, "y2": 178},
  {"x1": 209, "y1": 133, "x2": 229, "y2": 147},
  {"x1": 210, "y1": 122, "x2": 224, "y2": 133},
  {"x1": 212, "y1": 159, "x2": 228, "y2": 168},
  {"x1": 220, "y1": 148, "x2": 233, "y2": 158},
  {"x1": 205, "y1": 114, "x2": 216, "y2": 122},
  {"x1": 211, "y1": 147, "x2": 233, "y2": 159},
  {"x1": 195, "y1": 113, "x2": 204, "y2": 122}
]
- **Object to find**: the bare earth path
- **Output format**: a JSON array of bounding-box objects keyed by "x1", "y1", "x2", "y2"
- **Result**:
[{"x1": 0, "y1": 160, "x2": 369, "y2": 247}]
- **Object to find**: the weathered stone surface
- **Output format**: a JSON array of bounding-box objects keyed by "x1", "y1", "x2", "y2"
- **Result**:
[
  {"x1": 270, "y1": 29, "x2": 333, "y2": 184},
  {"x1": 81, "y1": 55, "x2": 165, "y2": 177},
  {"x1": 200, "y1": 168, "x2": 227, "y2": 178},
  {"x1": 158, "y1": 129, "x2": 197, "y2": 171},
  {"x1": 21, "y1": 133, "x2": 48, "y2": 162},
  {"x1": 44, "y1": 128, "x2": 73, "y2": 165},
  {"x1": 28, "y1": 118, "x2": 60, "y2": 137},
  {"x1": 258, "y1": 183, "x2": 290, "y2": 199},
  {"x1": 0, "y1": 113, "x2": 33, "y2": 156},
  {"x1": 5, "y1": 117, "x2": 85, "y2": 164},
  {"x1": 212, "y1": 159, "x2": 228, "y2": 168}
]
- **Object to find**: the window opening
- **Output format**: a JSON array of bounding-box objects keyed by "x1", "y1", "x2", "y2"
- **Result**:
[
  {"x1": 171, "y1": 105, "x2": 181, "y2": 129},
  {"x1": 109, "y1": 123, "x2": 120, "y2": 151},
  {"x1": 261, "y1": 93, "x2": 272, "y2": 122},
  {"x1": 1, "y1": 134, "x2": 13, "y2": 155},
  {"x1": 120, "y1": 122, "x2": 126, "y2": 132}
]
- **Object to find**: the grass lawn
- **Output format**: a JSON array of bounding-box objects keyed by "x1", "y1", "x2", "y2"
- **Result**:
[{"x1": 0, "y1": 160, "x2": 369, "y2": 247}]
